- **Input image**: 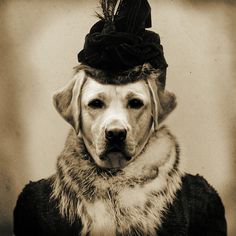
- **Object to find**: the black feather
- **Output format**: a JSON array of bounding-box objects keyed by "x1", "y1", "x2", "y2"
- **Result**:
[{"x1": 96, "y1": 0, "x2": 121, "y2": 22}]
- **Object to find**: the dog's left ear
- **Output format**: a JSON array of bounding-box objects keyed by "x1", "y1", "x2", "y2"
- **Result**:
[
  {"x1": 53, "y1": 71, "x2": 86, "y2": 133},
  {"x1": 158, "y1": 89, "x2": 177, "y2": 123},
  {"x1": 147, "y1": 76, "x2": 177, "y2": 130}
]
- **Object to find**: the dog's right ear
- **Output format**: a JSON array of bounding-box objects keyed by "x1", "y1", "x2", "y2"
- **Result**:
[{"x1": 53, "y1": 71, "x2": 86, "y2": 133}]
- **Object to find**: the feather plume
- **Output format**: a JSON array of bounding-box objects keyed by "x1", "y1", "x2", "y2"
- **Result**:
[{"x1": 96, "y1": 0, "x2": 122, "y2": 22}]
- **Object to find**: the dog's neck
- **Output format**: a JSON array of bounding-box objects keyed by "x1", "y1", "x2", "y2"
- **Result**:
[{"x1": 52, "y1": 125, "x2": 183, "y2": 236}]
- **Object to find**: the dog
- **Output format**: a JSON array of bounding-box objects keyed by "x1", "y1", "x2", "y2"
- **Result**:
[
  {"x1": 14, "y1": 64, "x2": 226, "y2": 236},
  {"x1": 51, "y1": 64, "x2": 181, "y2": 236}
]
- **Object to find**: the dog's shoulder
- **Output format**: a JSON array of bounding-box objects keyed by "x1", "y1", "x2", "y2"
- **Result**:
[
  {"x1": 158, "y1": 173, "x2": 226, "y2": 235},
  {"x1": 166, "y1": 173, "x2": 227, "y2": 235},
  {"x1": 15, "y1": 178, "x2": 53, "y2": 208},
  {"x1": 181, "y1": 173, "x2": 224, "y2": 207},
  {"x1": 182, "y1": 174, "x2": 226, "y2": 218},
  {"x1": 13, "y1": 177, "x2": 81, "y2": 236}
]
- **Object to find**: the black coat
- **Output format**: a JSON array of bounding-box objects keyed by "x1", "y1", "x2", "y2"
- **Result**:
[{"x1": 14, "y1": 174, "x2": 227, "y2": 236}]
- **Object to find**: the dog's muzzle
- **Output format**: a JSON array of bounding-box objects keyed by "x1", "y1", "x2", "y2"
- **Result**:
[{"x1": 100, "y1": 127, "x2": 132, "y2": 164}]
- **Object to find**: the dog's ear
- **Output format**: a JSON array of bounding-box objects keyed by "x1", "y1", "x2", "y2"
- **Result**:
[
  {"x1": 158, "y1": 89, "x2": 177, "y2": 123},
  {"x1": 53, "y1": 71, "x2": 86, "y2": 133},
  {"x1": 147, "y1": 76, "x2": 177, "y2": 129}
]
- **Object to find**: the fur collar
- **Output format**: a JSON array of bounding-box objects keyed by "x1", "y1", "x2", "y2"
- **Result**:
[{"x1": 51, "y1": 126, "x2": 183, "y2": 236}]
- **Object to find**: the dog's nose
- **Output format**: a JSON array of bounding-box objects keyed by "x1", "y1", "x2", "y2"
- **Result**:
[{"x1": 105, "y1": 128, "x2": 127, "y2": 142}]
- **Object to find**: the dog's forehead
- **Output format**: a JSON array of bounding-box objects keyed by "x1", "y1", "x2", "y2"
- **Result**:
[{"x1": 82, "y1": 77, "x2": 150, "y2": 99}]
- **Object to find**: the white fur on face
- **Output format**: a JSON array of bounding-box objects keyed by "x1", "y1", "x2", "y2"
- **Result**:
[{"x1": 80, "y1": 78, "x2": 153, "y2": 169}]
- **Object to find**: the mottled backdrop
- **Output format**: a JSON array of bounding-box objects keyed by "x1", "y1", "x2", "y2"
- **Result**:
[{"x1": 0, "y1": 0, "x2": 235, "y2": 235}]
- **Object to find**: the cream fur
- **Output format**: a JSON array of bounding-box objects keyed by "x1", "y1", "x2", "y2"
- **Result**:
[{"x1": 51, "y1": 126, "x2": 183, "y2": 236}]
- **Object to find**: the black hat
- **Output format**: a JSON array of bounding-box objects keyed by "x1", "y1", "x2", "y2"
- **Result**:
[{"x1": 78, "y1": 0, "x2": 168, "y2": 88}]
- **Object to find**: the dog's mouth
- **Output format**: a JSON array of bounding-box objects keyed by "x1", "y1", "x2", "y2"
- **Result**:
[{"x1": 99, "y1": 145, "x2": 132, "y2": 169}]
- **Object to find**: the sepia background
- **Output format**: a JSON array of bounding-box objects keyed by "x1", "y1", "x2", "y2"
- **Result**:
[{"x1": 0, "y1": 0, "x2": 235, "y2": 235}]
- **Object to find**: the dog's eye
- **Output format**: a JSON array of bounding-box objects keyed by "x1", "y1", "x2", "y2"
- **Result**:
[
  {"x1": 128, "y1": 98, "x2": 144, "y2": 109},
  {"x1": 88, "y1": 99, "x2": 104, "y2": 109}
]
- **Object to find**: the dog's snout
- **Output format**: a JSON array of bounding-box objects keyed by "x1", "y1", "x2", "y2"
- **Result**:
[{"x1": 105, "y1": 128, "x2": 127, "y2": 142}]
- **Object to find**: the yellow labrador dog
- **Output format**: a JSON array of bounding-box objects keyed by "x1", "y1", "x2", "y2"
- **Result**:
[{"x1": 51, "y1": 64, "x2": 179, "y2": 235}]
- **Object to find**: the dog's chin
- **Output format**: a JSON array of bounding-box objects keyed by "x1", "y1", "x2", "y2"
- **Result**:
[{"x1": 96, "y1": 151, "x2": 132, "y2": 169}]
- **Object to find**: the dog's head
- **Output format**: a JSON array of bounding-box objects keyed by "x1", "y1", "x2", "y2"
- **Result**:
[{"x1": 53, "y1": 66, "x2": 176, "y2": 169}]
